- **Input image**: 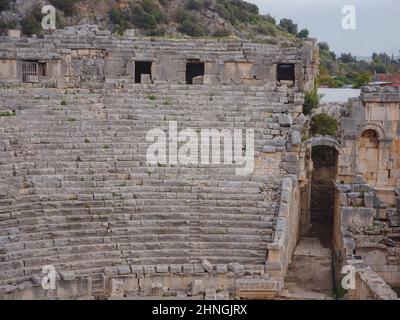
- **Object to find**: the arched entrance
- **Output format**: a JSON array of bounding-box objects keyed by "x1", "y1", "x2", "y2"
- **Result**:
[
  {"x1": 299, "y1": 137, "x2": 343, "y2": 241},
  {"x1": 309, "y1": 145, "x2": 338, "y2": 247}
]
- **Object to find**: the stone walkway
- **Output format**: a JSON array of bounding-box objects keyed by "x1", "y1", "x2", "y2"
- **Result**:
[{"x1": 280, "y1": 237, "x2": 335, "y2": 300}]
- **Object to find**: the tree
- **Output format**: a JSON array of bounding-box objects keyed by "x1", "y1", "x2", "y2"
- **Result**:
[
  {"x1": 21, "y1": 6, "x2": 43, "y2": 36},
  {"x1": 339, "y1": 53, "x2": 357, "y2": 63},
  {"x1": 353, "y1": 72, "x2": 372, "y2": 89},
  {"x1": 0, "y1": 0, "x2": 10, "y2": 12},
  {"x1": 185, "y1": 0, "x2": 201, "y2": 11},
  {"x1": 261, "y1": 14, "x2": 276, "y2": 25},
  {"x1": 50, "y1": 0, "x2": 76, "y2": 17},
  {"x1": 318, "y1": 42, "x2": 330, "y2": 51},
  {"x1": 297, "y1": 28, "x2": 309, "y2": 39},
  {"x1": 279, "y1": 18, "x2": 298, "y2": 35},
  {"x1": 311, "y1": 114, "x2": 338, "y2": 137},
  {"x1": 303, "y1": 86, "x2": 320, "y2": 115}
]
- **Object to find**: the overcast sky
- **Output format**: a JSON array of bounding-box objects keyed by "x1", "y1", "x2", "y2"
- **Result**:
[{"x1": 248, "y1": 0, "x2": 400, "y2": 57}]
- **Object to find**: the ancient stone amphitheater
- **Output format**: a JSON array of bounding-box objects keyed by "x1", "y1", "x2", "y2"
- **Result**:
[{"x1": 0, "y1": 25, "x2": 399, "y2": 300}]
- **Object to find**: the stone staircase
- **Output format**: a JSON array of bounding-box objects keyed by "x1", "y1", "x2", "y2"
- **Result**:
[{"x1": 0, "y1": 84, "x2": 293, "y2": 286}]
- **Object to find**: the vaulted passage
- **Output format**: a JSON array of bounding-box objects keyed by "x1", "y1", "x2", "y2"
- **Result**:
[
  {"x1": 309, "y1": 145, "x2": 338, "y2": 247},
  {"x1": 283, "y1": 145, "x2": 338, "y2": 299},
  {"x1": 135, "y1": 61, "x2": 152, "y2": 83},
  {"x1": 186, "y1": 59, "x2": 204, "y2": 84}
]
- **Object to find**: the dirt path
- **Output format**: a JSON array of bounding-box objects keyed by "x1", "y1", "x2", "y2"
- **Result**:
[{"x1": 280, "y1": 237, "x2": 335, "y2": 300}]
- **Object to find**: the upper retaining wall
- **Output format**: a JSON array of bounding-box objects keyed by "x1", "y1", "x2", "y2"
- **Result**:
[{"x1": 0, "y1": 25, "x2": 318, "y2": 90}]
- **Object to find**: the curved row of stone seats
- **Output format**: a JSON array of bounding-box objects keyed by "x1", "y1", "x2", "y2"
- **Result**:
[{"x1": 0, "y1": 85, "x2": 288, "y2": 286}]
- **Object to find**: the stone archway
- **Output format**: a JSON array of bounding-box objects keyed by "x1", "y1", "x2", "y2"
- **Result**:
[{"x1": 298, "y1": 137, "x2": 344, "y2": 236}]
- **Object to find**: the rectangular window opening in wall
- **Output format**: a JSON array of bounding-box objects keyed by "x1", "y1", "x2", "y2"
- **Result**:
[
  {"x1": 277, "y1": 63, "x2": 295, "y2": 82},
  {"x1": 186, "y1": 59, "x2": 204, "y2": 84},
  {"x1": 21, "y1": 60, "x2": 39, "y2": 83},
  {"x1": 135, "y1": 61, "x2": 152, "y2": 84},
  {"x1": 38, "y1": 62, "x2": 47, "y2": 77}
]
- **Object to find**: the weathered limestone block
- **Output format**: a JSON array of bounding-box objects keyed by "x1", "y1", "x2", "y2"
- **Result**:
[
  {"x1": 191, "y1": 279, "x2": 205, "y2": 296},
  {"x1": 110, "y1": 279, "x2": 124, "y2": 298},
  {"x1": 227, "y1": 263, "x2": 245, "y2": 275},
  {"x1": 364, "y1": 192, "x2": 376, "y2": 208},
  {"x1": 183, "y1": 264, "x2": 194, "y2": 274},
  {"x1": 156, "y1": 265, "x2": 169, "y2": 273},
  {"x1": 216, "y1": 264, "x2": 228, "y2": 274},
  {"x1": 117, "y1": 266, "x2": 131, "y2": 275},
  {"x1": 341, "y1": 207, "x2": 374, "y2": 227},
  {"x1": 279, "y1": 114, "x2": 293, "y2": 127},
  {"x1": 141, "y1": 74, "x2": 152, "y2": 84},
  {"x1": 291, "y1": 131, "x2": 301, "y2": 146},
  {"x1": 201, "y1": 259, "x2": 213, "y2": 273},
  {"x1": 170, "y1": 265, "x2": 182, "y2": 273},
  {"x1": 104, "y1": 266, "x2": 118, "y2": 276},
  {"x1": 205, "y1": 289, "x2": 216, "y2": 300},
  {"x1": 59, "y1": 271, "x2": 75, "y2": 281},
  {"x1": 8, "y1": 30, "x2": 21, "y2": 38}
]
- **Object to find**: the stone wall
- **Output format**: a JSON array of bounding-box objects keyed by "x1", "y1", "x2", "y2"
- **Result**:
[
  {"x1": 267, "y1": 178, "x2": 301, "y2": 289},
  {"x1": 0, "y1": 25, "x2": 318, "y2": 90},
  {"x1": 346, "y1": 259, "x2": 398, "y2": 300},
  {"x1": 340, "y1": 87, "x2": 400, "y2": 204},
  {"x1": 334, "y1": 182, "x2": 400, "y2": 299}
]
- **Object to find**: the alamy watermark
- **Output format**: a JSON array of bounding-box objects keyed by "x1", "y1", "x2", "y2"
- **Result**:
[
  {"x1": 41, "y1": 265, "x2": 56, "y2": 290},
  {"x1": 41, "y1": 5, "x2": 56, "y2": 31},
  {"x1": 146, "y1": 121, "x2": 254, "y2": 176},
  {"x1": 342, "y1": 5, "x2": 356, "y2": 30},
  {"x1": 341, "y1": 265, "x2": 356, "y2": 290}
]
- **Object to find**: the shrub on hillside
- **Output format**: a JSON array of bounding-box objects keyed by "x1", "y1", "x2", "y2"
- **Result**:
[
  {"x1": 109, "y1": 8, "x2": 132, "y2": 33},
  {"x1": 311, "y1": 114, "x2": 338, "y2": 137},
  {"x1": 21, "y1": 6, "x2": 43, "y2": 36},
  {"x1": 212, "y1": 28, "x2": 231, "y2": 37},
  {"x1": 0, "y1": 0, "x2": 10, "y2": 12},
  {"x1": 279, "y1": 18, "x2": 298, "y2": 35},
  {"x1": 130, "y1": 0, "x2": 166, "y2": 30},
  {"x1": 297, "y1": 28, "x2": 309, "y2": 39},
  {"x1": 109, "y1": 0, "x2": 166, "y2": 33},
  {"x1": 178, "y1": 19, "x2": 205, "y2": 37},
  {"x1": 215, "y1": 0, "x2": 259, "y2": 24},
  {"x1": 255, "y1": 23, "x2": 277, "y2": 37},
  {"x1": 303, "y1": 86, "x2": 320, "y2": 115},
  {"x1": 146, "y1": 26, "x2": 167, "y2": 36},
  {"x1": 0, "y1": 20, "x2": 16, "y2": 35},
  {"x1": 50, "y1": 0, "x2": 76, "y2": 17},
  {"x1": 185, "y1": 0, "x2": 202, "y2": 11}
]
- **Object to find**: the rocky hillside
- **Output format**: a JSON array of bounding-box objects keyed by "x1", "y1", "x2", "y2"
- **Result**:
[{"x1": 0, "y1": 0, "x2": 301, "y2": 42}]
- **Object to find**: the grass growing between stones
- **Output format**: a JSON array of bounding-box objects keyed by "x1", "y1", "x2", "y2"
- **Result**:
[{"x1": 0, "y1": 111, "x2": 15, "y2": 117}]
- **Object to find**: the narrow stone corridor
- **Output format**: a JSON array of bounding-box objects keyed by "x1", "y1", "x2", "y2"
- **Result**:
[{"x1": 281, "y1": 237, "x2": 334, "y2": 300}]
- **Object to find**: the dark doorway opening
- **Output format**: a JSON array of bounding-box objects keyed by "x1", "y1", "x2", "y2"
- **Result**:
[
  {"x1": 186, "y1": 59, "x2": 204, "y2": 84},
  {"x1": 277, "y1": 63, "x2": 295, "y2": 81},
  {"x1": 309, "y1": 145, "x2": 338, "y2": 247},
  {"x1": 135, "y1": 61, "x2": 152, "y2": 83}
]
